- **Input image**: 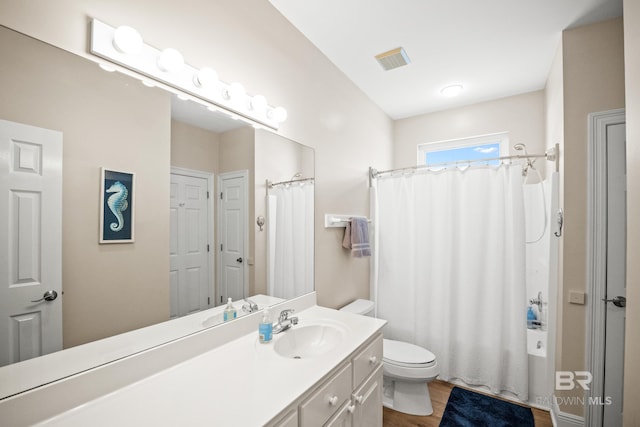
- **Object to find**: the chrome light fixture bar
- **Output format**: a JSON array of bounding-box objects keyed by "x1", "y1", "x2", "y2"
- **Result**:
[{"x1": 90, "y1": 19, "x2": 286, "y2": 130}]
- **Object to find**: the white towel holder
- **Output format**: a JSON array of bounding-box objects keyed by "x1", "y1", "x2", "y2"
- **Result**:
[{"x1": 324, "y1": 214, "x2": 371, "y2": 228}]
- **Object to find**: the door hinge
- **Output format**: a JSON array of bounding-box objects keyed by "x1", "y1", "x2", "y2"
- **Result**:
[
  {"x1": 220, "y1": 192, "x2": 223, "y2": 200},
  {"x1": 220, "y1": 296, "x2": 223, "y2": 304},
  {"x1": 207, "y1": 244, "x2": 210, "y2": 252},
  {"x1": 207, "y1": 191, "x2": 210, "y2": 199},
  {"x1": 220, "y1": 243, "x2": 223, "y2": 251},
  {"x1": 208, "y1": 297, "x2": 210, "y2": 305}
]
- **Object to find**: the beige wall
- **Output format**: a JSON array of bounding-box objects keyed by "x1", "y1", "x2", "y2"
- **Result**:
[
  {"x1": 623, "y1": 1, "x2": 640, "y2": 425},
  {"x1": 0, "y1": 26, "x2": 171, "y2": 348},
  {"x1": 0, "y1": 0, "x2": 393, "y2": 312},
  {"x1": 170, "y1": 119, "x2": 220, "y2": 174},
  {"x1": 394, "y1": 90, "x2": 545, "y2": 170},
  {"x1": 557, "y1": 18, "x2": 625, "y2": 416},
  {"x1": 254, "y1": 130, "x2": 315, "y2": 296}
]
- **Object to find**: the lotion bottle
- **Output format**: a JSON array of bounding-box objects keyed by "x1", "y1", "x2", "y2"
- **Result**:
[
  {"x1": 259, "y1": 308, "x2": 272, "y2": 343},
  {"x1": 223, "y1": 298, "x2": 237, "y2": 322}
]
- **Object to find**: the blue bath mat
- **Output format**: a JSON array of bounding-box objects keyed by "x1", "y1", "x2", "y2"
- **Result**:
[{"x1": 439, "y1": 386, "x2": 534, "y2": 427}]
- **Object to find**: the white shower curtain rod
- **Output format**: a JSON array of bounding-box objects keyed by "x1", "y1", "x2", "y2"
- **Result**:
[
  {"x1": 267, "y1": 176, "x2": 314, "y2": 188},
  {"x1": 370, "y1": 144, "x2": 559, "y2": 182}
]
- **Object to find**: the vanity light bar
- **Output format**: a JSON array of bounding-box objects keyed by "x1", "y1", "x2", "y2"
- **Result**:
[{"x1": 89, "y1": 19, "x2": 285, "y2": 130}]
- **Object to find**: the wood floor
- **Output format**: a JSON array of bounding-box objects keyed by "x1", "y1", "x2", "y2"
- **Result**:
[{"x1": 383, "y1": 380, "x2": 553, "y2": 427}]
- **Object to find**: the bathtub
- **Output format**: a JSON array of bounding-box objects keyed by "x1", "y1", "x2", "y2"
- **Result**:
[{"x1": 527, "y1": 317, "x2": 551, "y2": 409}]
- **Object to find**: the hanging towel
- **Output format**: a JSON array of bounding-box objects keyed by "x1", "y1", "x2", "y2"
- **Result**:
[{"x1": 342, "y1": 217, "x2": 371, "y2": 257}]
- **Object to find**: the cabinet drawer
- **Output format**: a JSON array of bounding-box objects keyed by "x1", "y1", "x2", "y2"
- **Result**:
[
  {"x1": 352, "y1": 333, "x2": 383, "y2": 388},
  {"x1": 300, "y1": 363, "x2": 352, "y2": 426}
]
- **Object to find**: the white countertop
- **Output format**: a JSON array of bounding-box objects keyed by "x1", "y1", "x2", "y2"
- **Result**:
[
  {"x1": 0, "y1": 294, "x2": 284, "y2": 401},
  {"x1": 34, "y1": 304, "x2": 385, "y2": 426}
]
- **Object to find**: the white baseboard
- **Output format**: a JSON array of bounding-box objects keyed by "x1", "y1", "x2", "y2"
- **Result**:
[{"x1": 552, "y1": 398, "x2": 584, "y2": 426}]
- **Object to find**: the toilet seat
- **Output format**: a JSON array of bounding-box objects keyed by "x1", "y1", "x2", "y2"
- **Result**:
[{"x1": 383, "y1": 339, "x2": 436, "y2": 368}]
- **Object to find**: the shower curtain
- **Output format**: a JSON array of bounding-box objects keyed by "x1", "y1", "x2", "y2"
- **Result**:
[
  {"x1": 267, "y1": 183, "x2": 314, "y2": 299},
  {"x1": 374, "y1": 164, "x2": 529, "y2": 400}
]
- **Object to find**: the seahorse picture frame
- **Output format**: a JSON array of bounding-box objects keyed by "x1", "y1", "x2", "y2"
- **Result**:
[{"x1": 99, "y1": 168, "x2": 135, "y2": 243}]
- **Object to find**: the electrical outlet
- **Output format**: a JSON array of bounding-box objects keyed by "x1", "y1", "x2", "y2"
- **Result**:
[{"x1": 569, "y1": 291, "x2": 585, "y2": 305}]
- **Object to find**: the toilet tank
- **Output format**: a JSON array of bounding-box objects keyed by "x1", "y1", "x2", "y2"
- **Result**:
[{"x1": 339, "y1": 299, "x2": 374, "y2": 316}]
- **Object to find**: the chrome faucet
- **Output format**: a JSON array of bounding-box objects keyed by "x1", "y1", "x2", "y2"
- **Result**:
[
  {"x1": 529, "y1": 291, "x2": 543, "y2": 312},
  {"x1": 242, "y1": 299, "x2": 259, "y2": 313},
  {"x1": 273, "y1": 309, "x2": 298, "y2": 334}
]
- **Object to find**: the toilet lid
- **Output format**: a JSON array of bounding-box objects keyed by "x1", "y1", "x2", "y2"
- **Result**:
[{"x1": 383, "y1": 339, "x2": 435, "y2": 365}]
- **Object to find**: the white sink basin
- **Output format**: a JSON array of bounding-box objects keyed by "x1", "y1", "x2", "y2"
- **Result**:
[{"x1": 274, "y1": 323, "x2": 346, "y2": 359}]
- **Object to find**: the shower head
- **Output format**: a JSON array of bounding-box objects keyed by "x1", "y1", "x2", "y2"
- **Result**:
[
  {"x1": 513, "y1": 143, "x2": 535, "y2": 176},
  {"x1": 513, "y1": 143, "x2": 528, "y2": 154}
]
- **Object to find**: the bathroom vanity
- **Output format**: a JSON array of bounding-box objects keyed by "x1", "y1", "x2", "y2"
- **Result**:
[{"x1": 0, "y1": 293, "x2": 386, "y2": 426}]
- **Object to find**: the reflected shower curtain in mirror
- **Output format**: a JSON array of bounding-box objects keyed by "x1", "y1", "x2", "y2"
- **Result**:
[
  {"x1": 267, "y1": 183, "x2": 314, "y2": 299},
  {"x1": 374, "y1": 164, "x2": 529, "y2": 400}
]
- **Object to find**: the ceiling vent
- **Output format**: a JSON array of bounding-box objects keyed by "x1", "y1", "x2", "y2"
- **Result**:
[{"x1": 375, "y1": 47, "x2": 410, "y2": 71}]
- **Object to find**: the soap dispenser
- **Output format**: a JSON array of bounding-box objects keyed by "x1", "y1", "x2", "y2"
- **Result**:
[
  {"x1": 223, "y1": 298, "x2": 237, "y2": 322},
  {"x1": 259, "y1": 308, "x2": 272, "y2": 343},
  {"x1": 527, "y1": 306, "x2": 536, "y2": 329}
]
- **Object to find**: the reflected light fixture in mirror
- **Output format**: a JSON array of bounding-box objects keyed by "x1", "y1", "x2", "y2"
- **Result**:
[{"x1": 90, "y1": 18, "x2": 287, "y2": 130}]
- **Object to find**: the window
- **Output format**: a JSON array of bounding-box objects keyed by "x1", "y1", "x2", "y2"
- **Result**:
[{"x1": 417, "y1": 132, "x2": 509, "y2": 167}]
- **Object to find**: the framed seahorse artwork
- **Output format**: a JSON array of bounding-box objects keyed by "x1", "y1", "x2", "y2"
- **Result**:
[{"x1": 99, "y1": 168, "x2": 135, "y2": 243}]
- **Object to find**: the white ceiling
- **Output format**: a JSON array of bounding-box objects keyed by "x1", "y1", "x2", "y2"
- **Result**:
[{"x1": 269, "y1": 0, "x2": 623, "y2": 119}]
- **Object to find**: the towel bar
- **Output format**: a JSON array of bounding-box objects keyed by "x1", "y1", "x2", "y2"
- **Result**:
[{"x1": 324, "y1": 214, "x2": 371, "y2": 228}]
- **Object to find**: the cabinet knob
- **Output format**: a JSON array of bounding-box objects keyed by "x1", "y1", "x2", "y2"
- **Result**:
[
  {"x1": 369, "y1": 356, "x2": 377, "y2": 364},
  {"x1": 355, "y1": 394, "x2": 364, "y2": 404},
  {"x1": 328, "y1": 395, "x2": 339, "y2": 406},
  {"x1": 347, "y1": 404, "x2": 356, "y2": 413}
]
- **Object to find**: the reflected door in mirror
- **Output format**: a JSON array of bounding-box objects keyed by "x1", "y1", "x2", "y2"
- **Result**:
[
  {"x1": 169, "y1": 171, "x2": 212, "y2": 318},
  {"x1": 0, "y1": 120, "x2": 63, "y2": 366},
  {"x1": 218, "y1": 171, "x2": 248, "y2": 304}
]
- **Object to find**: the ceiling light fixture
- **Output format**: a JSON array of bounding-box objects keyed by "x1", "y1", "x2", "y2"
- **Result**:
[{"x1": 440, "y1": 84, "x2": 463, "y2": 97}]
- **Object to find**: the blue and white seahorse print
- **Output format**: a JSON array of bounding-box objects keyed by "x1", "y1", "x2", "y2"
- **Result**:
[{"x1": 106, "y1": 181, "x2": 129, "y2": 232}]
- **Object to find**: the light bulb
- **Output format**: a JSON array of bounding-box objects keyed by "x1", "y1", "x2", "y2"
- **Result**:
[
  {"x1": 225, "y1": 82, "x2": 246, "y2": 100},
  {"x1": 193, "y1": 67, "x2": 218, "y2": 88},
  {"x1": 271, "y1": 106, "x2": 287, "y2": 123},
  {"x1": 112, "y1": 26, "x2": 143, "y2": 55},
  {"x1": 250, "y1": 95, "x2": 267, "y2": 112},
  {"x1": 157, "y1": 48, "x2": 184, "y2": 73}
]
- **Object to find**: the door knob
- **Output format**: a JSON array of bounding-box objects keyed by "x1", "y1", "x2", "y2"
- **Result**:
[
  {"x1": 236, "y1": 257, "x2": 243, "y2": 263},
  {"x1": 31, "y1": 290, "x2": 58, "y2": 303},
  {"x1": 602, "y1": 296, "x2": 626, "y2": 307}
]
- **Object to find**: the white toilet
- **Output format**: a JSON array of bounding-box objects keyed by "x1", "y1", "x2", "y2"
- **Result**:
[{"x1": 340, "y1": 299, "x2": 439, "y2": 416}]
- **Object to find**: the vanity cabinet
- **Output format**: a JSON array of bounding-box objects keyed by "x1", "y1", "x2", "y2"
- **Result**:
[{"x1": 269, "y1": 332, "x2": 383, "y2": 427}]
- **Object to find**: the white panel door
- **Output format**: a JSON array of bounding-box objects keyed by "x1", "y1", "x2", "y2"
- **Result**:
[
  {"x1": 169, "y1": 172, "x2": 210, "y2": 318},
  {"x1": 218, "y1": 172, "x2": 247, "y2": 304},
  {"x1": 0, "y1": 119, "x2": 62, "y2": 367},
  {"x1": 603, "y1": 122, "x2": 626, "y2": 426}
]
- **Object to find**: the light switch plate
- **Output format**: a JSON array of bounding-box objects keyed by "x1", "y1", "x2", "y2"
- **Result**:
[{"x1": 569, "y1": 291, "x2": 585, "y2": 305}]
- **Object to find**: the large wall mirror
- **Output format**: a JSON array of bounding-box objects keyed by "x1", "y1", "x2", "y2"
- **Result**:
[{"x1": 0, "y1": 25, "x2": 314, "y2": 398}]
